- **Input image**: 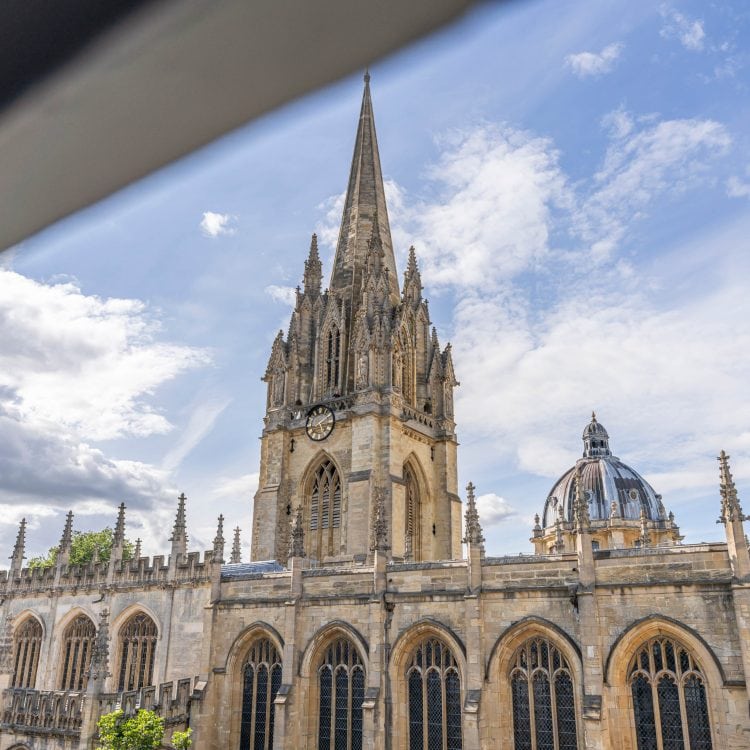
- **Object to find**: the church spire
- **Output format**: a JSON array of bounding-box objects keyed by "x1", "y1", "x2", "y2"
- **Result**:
[
  {"x1": 330, "y1": 73, "x2": 399, "y2": 307},
  {"x1": 303, "y1": 233, "x2": 322, "y2": 295}
]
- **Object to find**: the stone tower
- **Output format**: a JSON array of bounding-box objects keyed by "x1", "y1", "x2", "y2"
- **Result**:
[{"x1": 251, "y1": 74, "x2": 461, "y2": 565}]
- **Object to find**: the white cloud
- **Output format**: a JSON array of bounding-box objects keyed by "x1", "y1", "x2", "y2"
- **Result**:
[
  {"x1": 474, "y1": 492, "x2": 516, "y2": 527},
  {"x1": 200, "y1": 211, "x2": 237, "y2": 237},
  {"x1": 659, "y1": 6, "x2": 705, "y2": 52},
  {"x1": 565, "y1": 43, "x2": 624, "y2": 78},
  {"x1": 265, "y1": 285, "x2": 297, "y2": 307},
  {"x1": 0, "y1": 269, "x2": 209, "y2": 441},
  {"x1": 727, "y1": 175, "x2": 750, "y2": 199},
  {"x1": 578, "y1": 116, "x2": 730, "y2": 260},
  {"x1": 0, "y1": 270, "x2": 210, "y2": 559}
]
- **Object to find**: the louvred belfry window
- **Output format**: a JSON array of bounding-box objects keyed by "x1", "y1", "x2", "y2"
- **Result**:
[
  {"x1": 117, "y1": 612, "x2": 157, "y2": 691},
  {"x1": 629, "y1": 637, "x2": 712, "y2": 750},
  {"x1": 60, "y1": 614, "x2": 96, "y2": 691},
  {"x1": 309, "y1": 459, "x2": 342, "y2": 559},
  {"x1": 407, "y1": 638, "x2": 462, "y2": 750},
  {"x1": 404, "y1": 465, "x2": 422, "y2": 561},
  {"x1": 510, "y1": 637, "x2": 578, "y2": 750},
  {"x1": 239, "y1": 638, "x2": 282, "y2": 750},
  {"x1": 317, "y1": 638, "x2": 365, "y2": 750},
  {"x1": 11, "y1": 617, "x2": 42, "y2": 688},
  {"x1": 326, "y1": 326, "x2": 341, "y2": 391}
]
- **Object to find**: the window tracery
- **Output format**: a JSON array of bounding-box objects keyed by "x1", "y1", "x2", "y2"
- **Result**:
[
  {"x1": 407, "y1": 638, "x2": 462, "y2": 750},
  {"x1": 629, "y1": 637, "x2": 712, "y2": 750},
  {"x1": 59, "y1": 614, "x2": 96, "y2": 691},
  {"x1": 309, "y1": 459, "x2": 342, "y2": 559},
  {"x1": 240, "y1": 638, "x2": 282, "y2": 750},
  {"x1": 404, "y1": 465, "x2": 422, "y2": 561},
  {"x1": 317, "y1": 637, "x2": 364, "y2": 750},
  {"x1": 117, "y1": 612, "x2": 157, "y2": 691},
  {"x1": 509, "y1": 637, "x2": 578, "y2": 750},
  {"x1": 11, "y1": 617, "x2": 42, "y2": 688}
]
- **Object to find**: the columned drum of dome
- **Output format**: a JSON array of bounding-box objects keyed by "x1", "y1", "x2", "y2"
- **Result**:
[{"x1": 533, "y1": 414, "x2": 683, "y2": 552}]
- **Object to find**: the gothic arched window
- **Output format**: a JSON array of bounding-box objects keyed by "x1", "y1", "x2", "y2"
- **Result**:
[
  {"x1": 317, "y1": 638, "x2": 365, "y2": 750},
  {"x1": 510, "y1": 637, "x2": 578, "y2": 750},
  {"x1": 117, "y1": 612, "x2": 157, "y2": 691},
  {"x1": 629, "y1": 637, "x2": 712, "y2": 750},
  {"x1": 239, "y1": 638, "x2": 282, "y2": 750},
  {"x1": 11, "y1": 617, "x2": 42, "y2": 688},
  {"x1": 407, "y1": 638, "x2": 462, "y2": 750},
  {"x1": 325, "y1": 326, "x2": 341, "y2": 392},
  {"x1": 59, "y1": 614, "x2": 96, "y2": 691},
  {"x1": 309, "y1": 459, "x2": 342, "y2": 560},
  {"x1": 404, "y1": 465, "x2": 422, "y2": 561}
]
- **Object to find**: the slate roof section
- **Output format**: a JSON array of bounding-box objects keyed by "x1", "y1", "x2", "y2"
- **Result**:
[{"x1": 221, "y1": 560, "x2": 284, "y2": 580}]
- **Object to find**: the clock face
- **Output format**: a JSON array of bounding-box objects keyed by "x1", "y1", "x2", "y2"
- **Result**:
[{"x1": 305, "y1": 404, "x2": 335, "y2": 441}]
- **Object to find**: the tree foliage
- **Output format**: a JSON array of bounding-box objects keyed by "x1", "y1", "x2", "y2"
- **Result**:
[
  {"x1": 171, "y1": 727, "x2": 193, "y2": 749},
  {"x1": 96, "y1": 709, "x2": 164, "y2": 750},
  {"x1": 29, "y1": 527, "x2": 134, "y2": 569}
]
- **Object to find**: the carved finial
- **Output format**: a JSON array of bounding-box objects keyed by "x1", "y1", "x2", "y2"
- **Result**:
[
  {"x1": 533, "y1": 513, "x2": 541, "y2": 531},
  {"x1": 113, "y1": 503, "x2": 126, "y2": 546},
  {"x1": 289, "y1": 506, "x2": 305, "y2": 559},
  {"x1": 303, "y1": 233, "x2": 323, "y2": 294},
  {"x1": 10, "y1": 518, "x2": 26, "y2": 569},
  {"x1": 364, "y1": 68, "x2": 370, "y2": 84},
  {"x1": 638, "y1": 508, "x2": 651, "y2": 547},
  {"x1": 462, "y1": 482, "x2": 485, "y2": 548},
  {"x1": 213, "y1": 514, "x2": 225, "y2": 563},
  {"x1": 0, "y1": 614, "x2": 15, "y2": 673},
  {"x1": 718, "y1": 450, "x2": 747, "y2": 524},
  {"x1": 574, "y1": 466, "x2": 591, "y2": 532},
  {"x1": 231, "y1": 527, "x2": 242, "y2": 564},
  {"x1": 554, "y1": 514, "x2": 565, "y2": 554},
  {"x1": 91, "y1": 544, "x2": 101, "y2": 565},
  {"x1": 610, "y1": 500, "x2": 620, "y2": 519},
  {"x1": 591, "y1": 410, "x2": 597, "y2": 422},
  {"x1": 134, "y1": 538, "x2": 142, "y2": 559},
  {"x1": 370, "y1": 487, "x2": 390, "y2": 552},
  {"x1": 170, "y1": 492, "x2": 189, "y2": 556},
  {"x1": 59, "y1": 510, "x2": 74, "y2": 553},
  {"x1": 88, "y1": 609, "x2": 111, "y2": 682}
]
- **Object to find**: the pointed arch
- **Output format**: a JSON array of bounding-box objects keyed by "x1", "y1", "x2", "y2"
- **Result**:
[
  {"x1": 390, "y1": 620, "x2": 466, "y2": 750},
  {"x1": 58, "y1": 611, "x2": 96, "y2": 691},
  {"x1": 223, "y1": 623, "x2": 285, "y2": 750},
  {"x1": 302, "y1": 452, "x2": 344, "y2": 561},
  {"x1": 487, "y1": 618, "x2": 583, "y2": 750},
  {"x1": 402, "y1": 454, "x2": 429, "y2": 562},
  {"x1": 113, "y1": 608, "x2": 159, "y2": 692},
  {"x1": 11, "y1": 612, "x2": 44, "y2": 689},
  {"x1": 604, "y1": 616, "x2": 723, "y2": 750},
  {"x1": 301, "y1": 622, "x2": 368, "y2": 750}
]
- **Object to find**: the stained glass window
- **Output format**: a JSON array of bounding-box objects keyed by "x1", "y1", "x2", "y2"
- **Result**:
[
  {"x1": 510, "y1": 637, "x2": 578, "y2": 750},
  {"x1": 629, "y1": 637, "x2": 712, "y2": 750},
  {"x1": 407, "y1": 637, "x2": 462, "y2": 750},
  {"x1": 117, "y1": 612, "x2": 157, "y2": 691},
  {"x1": 59, "y1": 614, "x2": 96, "y2": 691},
  {"x1": 239, "y1": 638, "x2": 282, "y2": 750},
  {"x1": 11, "y1": 617, "x2": 42, "y2": 688},
  {"x1": 318, "y1": 638, "x2": 364, "y2": 750}
]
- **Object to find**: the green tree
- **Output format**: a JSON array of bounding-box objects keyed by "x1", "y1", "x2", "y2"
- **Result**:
[
  {"x1": 28, "y1": 528, "x2": 134, "y2": 569},
  {"x1": 171, "y1": 727, "x2": 193, "y2": 749},
  {"x1": 96, "y1": 709, "x2": 164, "y2": 750}
]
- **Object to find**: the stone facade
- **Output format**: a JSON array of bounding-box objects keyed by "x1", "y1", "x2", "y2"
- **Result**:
[{"x1": 2, "y1": 76, "x2": 750, "y2": 750}]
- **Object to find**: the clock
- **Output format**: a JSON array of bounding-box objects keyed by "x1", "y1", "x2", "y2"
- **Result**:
[{"x1": 305, "y1": 404, "x2": 335, "y2": 441}]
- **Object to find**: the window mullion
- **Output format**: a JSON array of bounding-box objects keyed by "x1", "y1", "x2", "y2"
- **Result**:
[
  {"x1": 676, "y1": 676, "x2": 690, "y2": 750},
  {"x1": 651, "y1": 678, "x2": 664, "y2": 750},
  {"x1": 550, "y1": 671, "x2": 559, "y2": 750},
  {"x1": 529, "y1": 670, "x2": 537, "y2": 750}
]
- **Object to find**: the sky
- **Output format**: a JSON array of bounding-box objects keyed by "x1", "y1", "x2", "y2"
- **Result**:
[{"x1": 2, "y1": 0, "x2": 750, "y2": 562}]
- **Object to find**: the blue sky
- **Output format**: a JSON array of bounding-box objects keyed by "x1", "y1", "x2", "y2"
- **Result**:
[{"x1": 2, "y1": 0, "x2": 750, "y2": 560}]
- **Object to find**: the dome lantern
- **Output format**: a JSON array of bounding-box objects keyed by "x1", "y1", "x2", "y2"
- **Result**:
[{"x1": 582, "y1": 411, "x2": 611, "y2": 458}]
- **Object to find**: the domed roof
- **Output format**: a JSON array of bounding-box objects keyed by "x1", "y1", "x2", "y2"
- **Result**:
[{"x1": 542, "y1": 414, "x2": 664, "y2": 527}]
